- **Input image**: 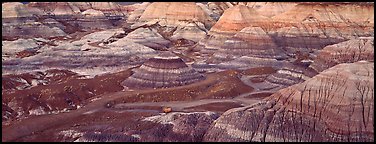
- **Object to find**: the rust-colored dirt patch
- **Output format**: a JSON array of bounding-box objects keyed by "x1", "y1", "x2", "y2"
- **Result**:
[
  {"x1": 13, "y1": 110, "x2": 157, "y2": 142},
  {"x1": 241, "y1": 67, "x2": 277, "y2": 76},
  {"x1": 249, "y1": 76, "x2": 267, "y2": 83},
  {"x1": 2, "y1": 69, "x2": 132, "y2": 121}
]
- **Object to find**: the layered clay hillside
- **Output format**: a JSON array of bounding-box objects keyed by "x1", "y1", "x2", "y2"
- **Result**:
[
  {"x1": 215, "y1": 27, "x2": 285, "y2": 59},
  {"x1": 122, "y1": 52, "x2": 205, "y2": 89},
  {"x1": 204, "y1": 61, "x2": 374, "y2": 142},
  {"x1": 210, "y1": 5, "x2": 270, "y2": 34},
  {"x1": 2, "y1": 2, "x2": 374, "y2": 142},
  {"x1": 139, "y1": 2, "x2": 213, "y2": 26}
]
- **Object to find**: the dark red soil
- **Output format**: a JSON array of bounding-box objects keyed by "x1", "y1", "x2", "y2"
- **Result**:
[
  {"x1": 241, "y1": 67, "x2": 277, "y2": 76},
  {"x1": 2, "y1": 69, "x2": 132, "y2": 121},
  {"x1": 15, "y1": 49, "x2": 40, "y2": 58},
  {"x1": 13, "y1": 110, "x2": 156, "y2": 142},
  {"x1": 249, "y1": 76, "x2": 267, "y2": 83},
  {"x1": 2, "y1": 68, "x2": 254, "y2": 142}
]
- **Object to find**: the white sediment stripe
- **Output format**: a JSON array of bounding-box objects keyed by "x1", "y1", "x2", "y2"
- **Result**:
[
  {"x1": 214, "y1": 122, "x2": 253, "y2": 140},
  {"x1": 277, "y1": 69, "x2": 310, "y2": 80},
  {"x1": 139, "y1": 65, "x2": 191, "y2": 74}
]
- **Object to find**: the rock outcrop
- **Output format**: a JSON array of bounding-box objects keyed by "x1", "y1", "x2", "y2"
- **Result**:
[
  {"x1": 206, "y1": 2, "x2": 233, "y2": 21},
  {"x1": 135, "y1": 2, "x2": 213, "y2": 42},
  {"x1": 89, "y1": 2, "x2": 125, "y2": 16},
  {"x1": 2, "y1": 2, "x2": 45, "y2": 18},
  {"x1": 310, "y1": 37, "x2": 374, "y2": 73},
  {"x1": 25, "y1": 2, "x2": 127, "y2": 34},
  {"x1": 200, "y1": 2, "x2": 373, "y2": 59},
  {"x1": 170, "y1": 22, "x2": 208, "y2": 42},
  {"x1": 2, "y1": 38, "x2": 40, "y2": 56},
  {"x1": 272, "y1": 2, "x2": 374, "y2": 28},
  {"x1": 27, "y1": 2, "x2": 125, "y2": 16},
  {"x1": 206, "y1": 2, "x2": 298, "y2": 18},
  {"x1": 68, "y1": 2, "x2": 92, "y2": 11},
  {"x1": 2, "y1": 2, "x2": 67, "y2": 40},
  {"x1": 269, "y1": 2, "x2": 374, "y2": 54},
  {"x1": 2, "y1": 29, "x2": 156, "y2": 76},
  {"x1": 52, "y1": 2, "x2": 81, "y2": 16},
  {"x1": 217, "y1": 56, "x2": 285, "y2": 70},
  {"x1": 75, "y1": 112, "x2": 220, "y2": 142},
  {"x1": 81, "y1": 9, "x2": 105, "y2": 17},
  {"x1": 212, "y1": 27, "x2": 287, "y2": 63},
  {"x1": 246, "y1": 2, "x2": 298, "y2": 18},
  {"x1": 126, "y1": 2, "x2": 151, "y2": 23},
  {"x1": 204, "y1": 61, "x2": 374, "y2": 142},
  {"x1": 199, "y1": 5, "x2": 271, "y2": 51},
  {"x1": 122, "y1": 52, "x2": 205, "y2": 89},
  {"x1": 139, "y1": 112, "x2": 220, "y2": 142},
  {"x1": 138, "y1": 2, "x2": 213, "y2": 27},
  {"x1": 196, "y1": 3, "x2": 218, "y2": 21},
  {"x1": 263, "y1": 63, "x2": 314, "y2": 90},
  {"x1": 125, "y1": 27, "x2": 171, "y2": 50},
  {"x1": 210, "y1": 5, "x2": 270, "y2": 34}
]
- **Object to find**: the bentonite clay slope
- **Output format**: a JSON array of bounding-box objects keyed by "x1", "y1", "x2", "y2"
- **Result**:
[
  {"x1": 270, "y1": 2, "x2": 374, "y2": 38},
  {"x1": 52, "y1": 2, "x2": 81, "y2": 15},
  {"x1": 2, "y1": 2, "x2": 45, "y2": 18},
  {"x1": 204, "y1": 61, "x2": 374, "y2": 142},
  {"x1": 246, "y1": 2, "x2": 298, "y2": 18},
  {"x1": 207, "y1": 2, "x2": 298, "y2": 18},
  {"x1": 272, "y1": 2, "x2": 374, "y2": 25},
  {"x1": 89, "y1": 2, "x2": 124, "y2": 16},
  {"x1": 199, "y1": 4, "x2": 272, "y2": 51},
  {"x1": 2, "y1": 3, "x2": 67, "y2": 40},
  {"x1": 210, "y1": 5, "x2": 270, "y2": 33},
  {"x1": 215, "y1": 27, "x2": 286, "y2": 60},
  {"x1": 75, "y1": 112, "x2": 220, "y2": 142},
  {"x1": 122, "y1": 52, "x2": 205, "y2": 89},
  {"x1": 138, "y1": 2, "x2": 213, "y2": 26},
  {"x1": 125, "y1": 27, "x2": 171, "y2": 50},
  {"x1": 310, "y1": 37, "x2": 374, "y2": 73},
  {"x1": 134, "y1": 2, "x2": 213, "y2": 42},
  {"x1": 26, "y1": 2, "x2": 81, "y2": 15},
  {"x1": 81, "y1": 9, "x2": 105, "y2": 17},
  {"x1": 126, "y1": 2, "x2": 151, "y2": 23},
  {"x1": 27, "y1": 2, "x2": 124, "y2": 16}
]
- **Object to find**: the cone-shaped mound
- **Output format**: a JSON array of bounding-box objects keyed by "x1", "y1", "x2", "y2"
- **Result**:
[
  {"x1": 122, "y1": 52, "x2": 205, "y2": 89},
  {"x1": 210, "y1": 5, "x2": 269, "y2": 33}
]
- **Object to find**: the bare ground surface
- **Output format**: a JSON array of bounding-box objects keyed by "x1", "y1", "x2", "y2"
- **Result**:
[{"x1": 2, "y1": 69, "x2": 263, "y2": 142}]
